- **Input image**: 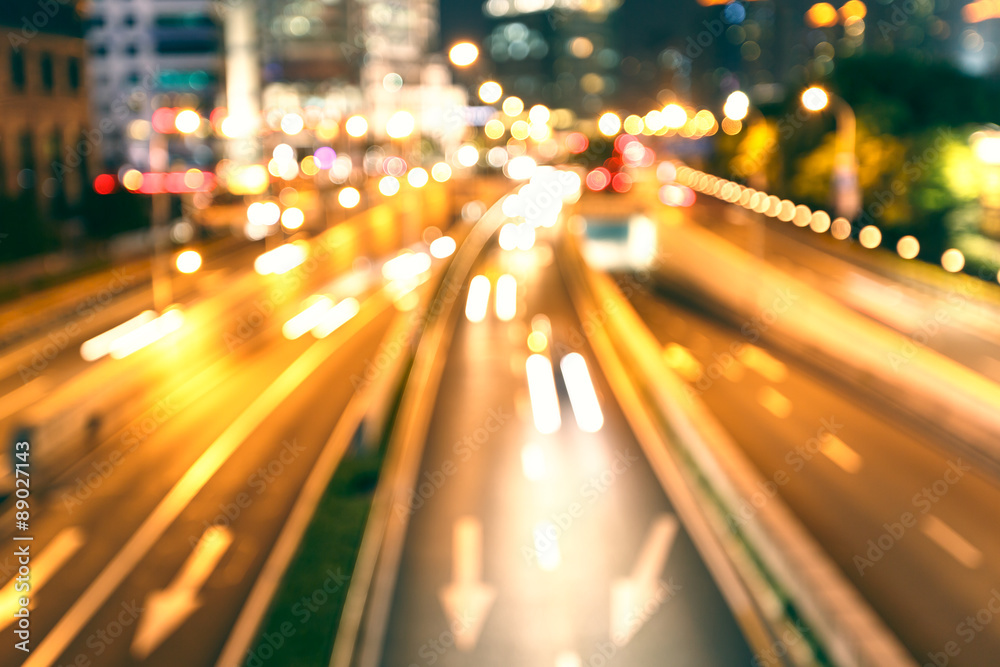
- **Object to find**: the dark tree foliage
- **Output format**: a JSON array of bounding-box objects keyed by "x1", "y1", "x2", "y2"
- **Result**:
[{"x1": 831, "y1": 53, "x2": 1000, "y2": 134}]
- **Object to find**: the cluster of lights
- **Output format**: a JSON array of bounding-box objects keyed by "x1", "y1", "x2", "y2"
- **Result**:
[
  {"x1": 496, "y1": 168, "x2": 582, "y2": 251},
  {"x1": 269, "y1": 143, "x2": 300, "y2": 180},
  {"x1": 675, "y1": 165, "x2": 974, "y2": 275},
  {"x1": 477, "y1": 90, "x2": 562, "y2": 158},
  {"x1": 261, "y1": 107, "x2": 342, "y2": 141},
  {"x1": 805, "y1": 0, "x2": 867, "y2": 28},
  {"x1": 281, "y1": 230, "x2": 456, "y2": 343},
  {"x1": 583, "y1": 134, "x2": 652, "y2": 194},
  {"x1": 386, "y1": 111, "x2": 416, "y2": 139},
  {"x1": 113, "y1": 169, "x2": 215, "y2": 195},
  {"x1": 594, "y1": 106, "x2": 719, "y2": 141},
  {"x1": 151, "y1": 107, "x2": 204, "y2": 135}
]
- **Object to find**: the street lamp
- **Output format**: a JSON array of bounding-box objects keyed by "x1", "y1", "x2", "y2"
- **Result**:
[
  {"x1": 478, "y1": 81, "x2": 502, "y2": 104},
  {"x1": 448, "y1": 42, "x2": 479, "y2": 67},
  {"x1": 174, "y1": 109, "x2": 202, "y2": 134},
  {"x1": 662, "y1": 103, "x2": 688, "y2": 130},
  {"x1": 345, "y1": 115, "x2": 368, "y2": 138},
  {"x1": 343, "y1": 114, "x2": 368, "y2": 198},
  {"x1": 801, "y1": 86, "x2": 830, "y2": 112},
  {"x1": 502, "y1": 96, "x2": 524, "y2": 117},
  {"x1": 175, "y1": 249, "x2": 202, "y2": 274},
  {"x1": 598, "y1": 112, "x2": 621, "y2": 137},
  {"x1": 386, "y1": 111, "x2": 415, "y2": 140},
  {"x1": 723, "y1": 91, "x2": 750, "y2": 121},
  {"x1": 802, "y1": 86, "x2": 860, "y2": 219}
]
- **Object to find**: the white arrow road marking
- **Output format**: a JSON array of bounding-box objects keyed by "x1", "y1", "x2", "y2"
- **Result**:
[
  {"x1": 437, "y1": 517, "x2": 496, "y2": 652},
  {"x1": 610, "y1": 514, "x2": 679, "y2": 646},
  {"x1": 131, "y1": 526, "x2": 233, "y2": 659},
  {"x1": 0, "y1": 528, "x2": 84, "y2": 629},
  {"x1": 921, "y1": 515, "x2": 983, "y2": 570}
]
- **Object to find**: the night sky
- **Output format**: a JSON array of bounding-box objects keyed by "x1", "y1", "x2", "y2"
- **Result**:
[{"x1": 438, "y1": 0, "x2": 706, "y2": 61}]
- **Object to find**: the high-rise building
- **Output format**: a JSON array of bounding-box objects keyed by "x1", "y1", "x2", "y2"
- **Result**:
[
  {"x1": 482, "y1": 0, "x2": 623, "y2": 117},
  {"x1": 83, "y1": 0, "x2": 222, "y2": 169},
  {"x1": 260, "y1": 0, "x2": 359, "y2": 85}
]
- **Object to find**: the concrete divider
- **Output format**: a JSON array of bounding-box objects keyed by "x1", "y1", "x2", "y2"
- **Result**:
[
  {"x1": 558, "y1": 228, "x2": 917, "y2": 667},
  {"x1": 647, "y1": 214, "x2": 1000, "y2": 472}
]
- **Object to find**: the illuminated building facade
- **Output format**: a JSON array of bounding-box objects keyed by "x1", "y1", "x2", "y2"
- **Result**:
[{"x1": 0, "y1": 1, "x2": 93, "y2": 219}]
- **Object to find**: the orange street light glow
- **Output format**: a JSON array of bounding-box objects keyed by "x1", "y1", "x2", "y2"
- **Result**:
[{"x1": 449, "y1": 42, "x2": 479, "y2": 67}]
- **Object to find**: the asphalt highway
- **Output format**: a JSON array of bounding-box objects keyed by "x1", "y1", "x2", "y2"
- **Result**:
[
  {"x1": 379, "y1": 234, "x2": 753, "y2": 667},
  {"x1": 0, "y1": 285, "x2": 401, "y2": 667}
]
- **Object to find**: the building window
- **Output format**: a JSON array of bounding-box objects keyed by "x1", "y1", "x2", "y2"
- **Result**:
[
  {"x1": 155, "y1": 39, "x2": 216, "y2": 55},
  {"x1": 10, "y1": 49, "x2": 25, "y2": 91},
  {"x1": 68, "y1": 57, "x2": 80, "y2": 91},
  {"x1": 124, "y1": 44, "x2": 139, "y2": 56},
  {"x1": 76, "y1": 129, "x2": 89, "y2": 188},
  {"x1": 155, "y1": 14, "x2": 216, "y2": 29},
  {"x1": 20, "y1": 133, "x2": 34, "y2": 170},
  {"x1": 123, "y1": 14, "x2": 136, "y2": 27},
  {"x1": 90, "y1": 44, "x2": 107, "y2": 57},
  {"x1": 48, "y1": 130, "x2": 67, "y2": 214},
  {"x1": 18, "y1": 132, "x2": 35, "y2": 193},
  {"x1": 41, "y1": 53, "x2": 54, "y2": 92},
  {"x1": 0, "y1": 136, "x2": 6, "y2": 198}
]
